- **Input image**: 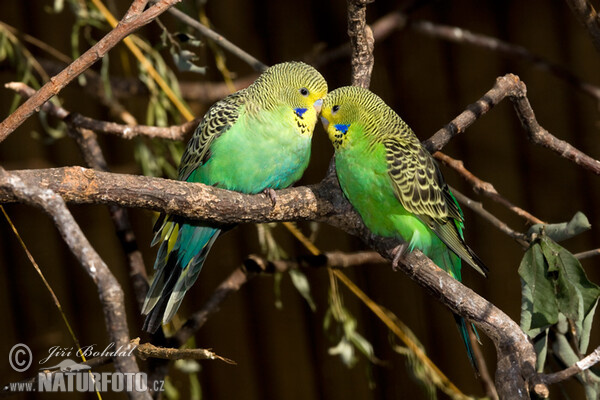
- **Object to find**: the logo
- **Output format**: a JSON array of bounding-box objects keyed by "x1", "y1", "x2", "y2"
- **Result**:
[
  {"x1": 9, "y1": 344, "x2": 32, "y2": 373},
  {"x1": 5, "y1": 342, "x2": 165, "y2": 394},
  {"x1": 41, "y1": 359, "x2": 92, "y2": 373}
]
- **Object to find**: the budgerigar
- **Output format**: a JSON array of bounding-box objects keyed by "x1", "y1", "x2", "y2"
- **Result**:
[
  {"x1": 142, "y1": 62, "x2": 328, "y2": 333},
  {"x1": 320, "y1": 86, "x2": 488, "y2": 368}
]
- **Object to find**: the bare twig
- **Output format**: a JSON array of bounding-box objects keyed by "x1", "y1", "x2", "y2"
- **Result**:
[
  {"x1": 66, "y1": 124, "x2": 149, "y2": 310},
  {"x1": 509, "y1": 79, "x2": 600, "y2": 175},
  {"x1": 424, "y1": 74, "x2": 600, "y2": 176},
  {"x1": 468, "y1": 329, "x2": 499, "y2": 400},
  {"x1": 564, "y1": 0, "x2": 600, "y2": 54},
  {"x1": 536, "y1": 346, "x2": 600, "y2": 386},
  {"x1": 0, "y1": 167, "x2": 149, "y2": 400},
  {"x1": 451, "y1": 187, "x2": 530, "y2": 247},
  {"x1": 131, "y1": 338, "x2": 235, "y2": 364},
  {"x1": 316, "y1": 11, "x2": 600, "y2": 104},
  {"x1": 165, "y1": 6, "x2": 267, "y2": 72},
  {"x1": 173, "y1": 267, "x2": 250, "y2": 347},
  {"x1": 0, "y1": 0, "x2": 182, "y2": 141},
  {"x1": 434, "y1": 151, "x2": 545, "y2": 225},
  {"x1": 406, "y1": 15, "x2": 600, "y2": 104},
  {"x1": 5, "y1": 82, "x2": 196, "y2": 140},
  {"x1": 575, "y1": 248, "x2": 600, "y2": 259},
  {"x1": 347, "y1": 0, "x2": 375, "y2": 88}
]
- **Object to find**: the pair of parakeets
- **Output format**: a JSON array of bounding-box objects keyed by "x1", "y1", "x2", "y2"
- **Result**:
[{"x1": 142, "y1": 61, "x2": 488, "y2": 368}]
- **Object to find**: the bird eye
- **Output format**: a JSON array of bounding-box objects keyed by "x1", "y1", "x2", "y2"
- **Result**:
[
  {"x1": 332, "y1": 105, "x2": 340, "y2": 114},
  {"x1": 299, "y1": 87, "x2": 309, "y2": 97}
]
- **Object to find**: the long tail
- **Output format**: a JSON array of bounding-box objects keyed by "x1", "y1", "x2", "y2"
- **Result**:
[
  {"x1": 434, "y1": 247, "x2": 480, "y2": 373},
  {"x1": 142, "y1": 214, "x2": 220, "y2": 333},
  {"x1": 453, "y1": 314, "x2": 480, "y2": 374}
]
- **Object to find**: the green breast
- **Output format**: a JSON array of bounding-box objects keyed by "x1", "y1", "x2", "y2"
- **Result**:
[{"x1": 192, "y1": 107, "x2": 312, "y2": 193}]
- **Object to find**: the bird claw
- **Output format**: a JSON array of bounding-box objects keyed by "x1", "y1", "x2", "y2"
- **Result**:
[
  {"x1": 391, "y1": 243, "x2": 408, "y2": 271},
  {"x1": 263, "y1": 188, "x2": 277, "y2": 207}
]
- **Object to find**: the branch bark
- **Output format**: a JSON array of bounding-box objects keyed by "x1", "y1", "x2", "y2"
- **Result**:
[{"x1": 347, "y1": 0, "x2": 375, "y2": 88}]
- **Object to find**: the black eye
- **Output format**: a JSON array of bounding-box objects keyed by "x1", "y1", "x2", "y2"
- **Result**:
[
  {"x1": 332, "y1": 105, "x2": 340, "y2": 113},
  {"x1": 299, "y1": 87, "x2": 309, "y2": 96}
]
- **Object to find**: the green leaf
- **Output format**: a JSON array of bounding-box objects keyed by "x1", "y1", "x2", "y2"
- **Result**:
[
  {"x1": 289, "y1": 269, "x2": 316, "y2": 311},
  {"x1": 519, "y1": 241, "x2": 559, "y2": 333},
  {"x1": 540, "y1": 236, "x2": 600, "y2": 342},
  {"x1": 580, "y1": 298, "x2": 598, "y2": 353},
  {"x1": 532, "y1": 330, "x2": 549, "y2": 372},
  {"x1": 527, "y1": 211, "x2": 591, "y2": 242}
]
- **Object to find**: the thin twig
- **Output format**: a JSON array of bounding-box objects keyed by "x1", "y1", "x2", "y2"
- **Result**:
[
  {"x1": 0, "y1": 0, "x2": 182, "y2": 141},
  {"x1": 131, "y1": 338, "x2": 235, "y2": 364},
  {"x1": 165, "y1": 6, "x2": 267, "y2": 72},
  {"x1": 66, "y1": 124, "x2": 149, "y2": 310},
  {"x1": 537, "y1": 346, "x2": 600, "y2": 386},
  {"x1": 424, "y1": 74, "x2": 600, "y2": 176},
  {"x1": 5, "y1": 82, "x2": 196, "y2": 140},
  {"x1": 575, "y1": 248, "x2": 600, "y2": 259},
  {"x1": 564, "y1": 0, "x2": 600, "y2": 54},
  {"x1": 434, "y1": 151, "x2": 545, "y2": 225},
  {"x1": 468, "y1": 329, "x2": 499, "y2": 400},
  {"x1": 451, "y1": 187, "x2": 530, "y2": 247}
]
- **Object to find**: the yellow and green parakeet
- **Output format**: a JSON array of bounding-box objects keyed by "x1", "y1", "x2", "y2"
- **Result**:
[
  {"x1": 320, "y1": 86, "x2": 488, "y2": 368},
  {"x1": 142, "y1": 62, "x2": 328, "y2": 333}
]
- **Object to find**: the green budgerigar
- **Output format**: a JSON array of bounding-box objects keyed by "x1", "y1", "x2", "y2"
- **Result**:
[
  {"x1": 320, "y1": 86, "x2": 488, "y2": 368},
  {"x1": 142, "y1": 62, "x2": 328, "y2": 333}
]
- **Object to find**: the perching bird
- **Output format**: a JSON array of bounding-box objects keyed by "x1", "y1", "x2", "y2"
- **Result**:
[
  {"x1": 142, "y1": 62, "x2": 328, "y2": 333},
  {"x1": 320, "y1": 86, "x2": 488, "y2": 369}
]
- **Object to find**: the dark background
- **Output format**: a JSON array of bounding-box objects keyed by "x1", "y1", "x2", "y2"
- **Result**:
[{"x1": 1, "y1": 0, "x2": 599, "y2": 399}]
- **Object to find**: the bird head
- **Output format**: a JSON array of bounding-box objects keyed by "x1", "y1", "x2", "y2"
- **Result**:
[
  {"x1": 321, "y1": 86, "x2": 398, "y2": 150},
  {"x1": 250, "y1": 62, "x2": 328, "y2": 134}
]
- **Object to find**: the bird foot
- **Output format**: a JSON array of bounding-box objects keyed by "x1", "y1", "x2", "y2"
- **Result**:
[
  {"x1": 391, "y1": 243, "x2": 408, "y2": 271},
  {"x1": 263, "y1": 188, "x2": 277, "y2": 207}
]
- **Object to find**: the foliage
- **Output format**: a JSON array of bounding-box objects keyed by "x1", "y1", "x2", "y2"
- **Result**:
[{"x1": 520, "y1": 213, "x2": 600, "y2": 398}]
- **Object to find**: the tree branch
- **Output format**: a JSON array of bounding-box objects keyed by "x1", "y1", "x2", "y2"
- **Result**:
[
  {"x1": 0, "y1": 167, "x2": 149, "y2": 400},
  {"x1": 564, "y1": 0, "x2": 600, "y2": 54},
  {"x1": 424, "y1": 74, "x2": 600, "y2": 176},
  {"x1": 0, "y1": 0, "x2": 182, "y2": 141},
  {"x1": 347, "y1": 0, "x2": 375, "y2": 88},
  {"x1": 165, "y1": 6, "x2": 267, "y2": 72},
  {"x1": 434, "y1": 151, "x2": 544, "y2": 225}
]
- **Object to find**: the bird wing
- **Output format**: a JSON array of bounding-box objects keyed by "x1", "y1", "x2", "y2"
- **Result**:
[
  {"x1": 384, "y1": 137, "x2": 488, "y2": 276},
  {"x1": 178, "y1": 90, "x2": 246, "y2": 181},
  {"x1": 384, "y1": 137, "x2": 462, "y2": 224}
]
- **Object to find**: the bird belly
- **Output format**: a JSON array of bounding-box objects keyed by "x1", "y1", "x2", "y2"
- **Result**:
[{"x1": 195, "y1": 123, "x2": 311, "y2": 193}]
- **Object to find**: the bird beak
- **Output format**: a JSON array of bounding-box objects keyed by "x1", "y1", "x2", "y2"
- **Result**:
[
  {"x1": 313, "y1": 98, "x2": 323, "y2": 114},
  {"x1": 320, "y1": 116, "x2": 329, "y2": 130}
]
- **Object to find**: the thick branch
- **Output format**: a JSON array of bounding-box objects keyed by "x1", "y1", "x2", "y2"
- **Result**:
[
  {"x1": 0, "y1": 0, "x2": 181, "y2": 141},
  {"x1": 0, "y1": 167, "x2": 334, "y2": 225},
  {"x1": 347, "y1": 0, "x2": 375, "y2": 88}
]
